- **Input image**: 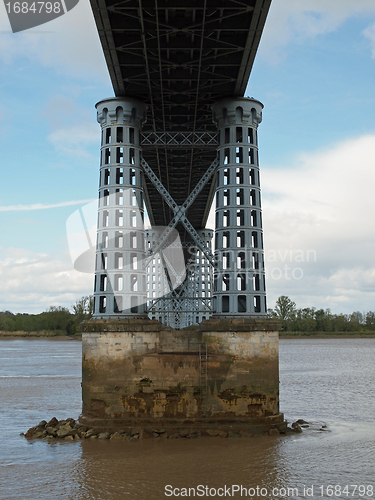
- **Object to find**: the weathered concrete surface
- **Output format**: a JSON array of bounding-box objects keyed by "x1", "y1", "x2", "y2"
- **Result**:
[{"x1": 80, "y1": 318, "x2": 285, "y2": 434}]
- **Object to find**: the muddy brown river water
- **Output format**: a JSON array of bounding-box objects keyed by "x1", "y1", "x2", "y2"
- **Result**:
[{"x1": 0, "y1": 338, "x2": 374, "y2": 500}]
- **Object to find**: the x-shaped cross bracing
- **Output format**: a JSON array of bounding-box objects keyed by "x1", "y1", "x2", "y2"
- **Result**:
[{"x1": 141, "y1": 156, "x2": 217, "y2": 268}]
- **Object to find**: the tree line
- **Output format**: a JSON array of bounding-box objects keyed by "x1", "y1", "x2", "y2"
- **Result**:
[
  {"x1": 0, "y1": 296, "x2": 93, "y2": 335},
  {"x1": 268, "y1": 296, "x2": 375, "y2": 332},
  {"x1": 2, "y1": 294, "x2": 374, "y2": 334}
]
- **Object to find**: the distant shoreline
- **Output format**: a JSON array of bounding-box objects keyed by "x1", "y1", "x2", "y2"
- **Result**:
[
  {"x1": 0, "y1": 331, "x2": 82, "y2": 340},
  {"x1": 1, "y1": 330, "x2": 375, "y2": 340},
  {"x1": 280, "y1": 332, "x2": 375, "y2": 339}
]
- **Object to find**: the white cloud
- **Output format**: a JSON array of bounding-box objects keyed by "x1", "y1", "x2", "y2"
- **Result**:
[
  {"x1": 206, "y1": 133, "x2": 375, "y2": 312},
  {"x1": 262, "y1": 134, "x2": 375, "y2": 243},
  {"x1": 42, "y1": 94, "x2": 86, "y2": 129},
  {"x1": 260, "y1": 0, "x2": 375, "y2": 62},
  {"x1": 42, "y1": 94, "x2": 99, "y2": 157},
  {"x1": 0, "y1": 0, "x2": 110, "y2": 80},
  {"x1": 261, "y1": 134, "x2": 375, "y2": 312},
  {"x1": 0, "y1": 248, "x2": 93, "y2": 313},
  {"x1": 0, "y1": 199, "x2": 95, "y2": 212},
  {"x1": 363, "y1": 21, "x2": 375, "y2": 58},
  {"x1": 48, "y1": 125, "x2": 98, "y2": 157}
]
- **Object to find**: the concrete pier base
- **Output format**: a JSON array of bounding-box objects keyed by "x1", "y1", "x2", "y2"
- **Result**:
[{"x1": 80, "y1": 318, "x2": 286, "y2": 436}]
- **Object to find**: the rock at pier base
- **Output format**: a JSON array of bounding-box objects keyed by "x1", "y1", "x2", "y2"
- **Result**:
[
  {"x1": 78, "y1": 413, "x2": 287, "y2": 439},
  {"x1": 24, "y1": 415, "x2": 299, "y2": 441}
]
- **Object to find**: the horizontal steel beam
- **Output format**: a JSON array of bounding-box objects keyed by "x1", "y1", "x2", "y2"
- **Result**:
[{"x1": 141, "y1": 131, "x2": 219, "y2": 148}]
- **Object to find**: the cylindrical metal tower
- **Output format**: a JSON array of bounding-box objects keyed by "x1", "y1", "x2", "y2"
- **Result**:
[
  {"x1": 184, "y1": 229, "x2": 214, "y2": 326},
  {"x1": 145, "y1": 229, "x2": 214, "y2": 329},
  {"x1": 212, "y1": 98, "x2": 267, "y2": 316},
  {"x1": 145, "y1": 227, "x2": 172, "y2": 325},
  {"x1": 93, "y1": 97, "x2": 148, "y2": 317}
]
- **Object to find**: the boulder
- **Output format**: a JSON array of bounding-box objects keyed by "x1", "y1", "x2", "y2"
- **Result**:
[
  {"x1": 45, "y1": 426, "x2": 57, "y2": 437},
  {"x1": 291, "y1": 422, "x2": 303, "y2": 433},
  {"x1": 46, "y1": 417, "x2": 59, "y2": 427},
  {"x1": 228, "y1": 432, "x2": 240, "y2": 438},
  {"x1": 98, "y1": 432, "x2": 110, "y2": 440},
  {"x1": 205, "y1": 430, "x2": 220, "y2": 437},
  {"x1": 25, "y1": 427, "x2": 38, "y2": 439},
  {"x1": 56, "y1": 426, "x2": 76, "y2": 438},
  {"x1": 85, "y1": 429, "x2": 96, "y2": 438},
  {"x1": 34, "y1": 429, "x2": 48, "y2": 439},
  {"x1": 110, "y1": 432, "x2": 123, "y2": 441},
  {"x1": 206, "y1": 430, "x2": 227, "y2": 438},
  {"x1": 239, "y1": 431, "x2": 253, "y2": 438},
  {"x1": 178, "y1": 429, "x2": 190, "y2": 438},
  {"x1": 152, "y1": 429, "x2": 166, "y2": 436},
  {"x1": 268, "y1": 428, "x2": 280, "y2": 436}
]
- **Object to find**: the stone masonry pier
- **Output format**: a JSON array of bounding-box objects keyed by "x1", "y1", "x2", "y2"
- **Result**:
[{"x1": 80, "y1": 318, "x2": 285, "y2": 436}]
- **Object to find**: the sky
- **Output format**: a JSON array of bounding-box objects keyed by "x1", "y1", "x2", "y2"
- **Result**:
[{"x1": 0, "y1": 0, "x2": 375, "y2": 315}]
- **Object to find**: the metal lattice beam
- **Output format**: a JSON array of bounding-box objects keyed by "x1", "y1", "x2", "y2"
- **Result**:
[{"x1": 141, "y1": 131, "x2": 218, "y2": 148}]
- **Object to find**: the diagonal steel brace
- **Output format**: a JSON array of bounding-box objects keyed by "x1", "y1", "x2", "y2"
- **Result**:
[{"x1": 141, "y1": 156, "x2": 217, "y2": 266}]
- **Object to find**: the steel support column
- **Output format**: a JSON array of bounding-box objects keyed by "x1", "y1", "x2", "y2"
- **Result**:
[
  {"x1": 93, "y1": 97, "x2": 148, "y2": 318},
  {"x1": 212, "y1": 98, "x2": 267, "y2": 317},
  {"x1": 184, "y1": 228, "x2": 214, "y2": 326}
]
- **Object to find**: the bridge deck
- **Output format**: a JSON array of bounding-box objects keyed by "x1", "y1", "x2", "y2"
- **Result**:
[{"x1": 90, "y1": 0, "x2": 271, "y2": 233}]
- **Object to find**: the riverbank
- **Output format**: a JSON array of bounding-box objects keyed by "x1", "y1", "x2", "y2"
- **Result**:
[
  {"x1": 0, "y1": 331, "x2": 82, "y2": 340},
  {"x1": 1, "y1": 330, "x2": 375, "y2": 340},
  {"x1": 280, "y1": 331, "x2": 375, "y2": 338}
]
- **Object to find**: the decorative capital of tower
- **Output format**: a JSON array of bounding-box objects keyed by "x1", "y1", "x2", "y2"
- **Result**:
[
  {"x1": 198, "y1": 228, "x2": 214, "y2": 242},
  {"x1": 96, "y1": 97, "x2": 148, "y2": 128},
  {"x1": 211, "y1": 97, "x2": 263, "y2": 128}
]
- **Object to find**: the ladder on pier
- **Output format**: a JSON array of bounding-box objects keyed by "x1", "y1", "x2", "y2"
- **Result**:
[{"x1": 199, "y1": 343, "x2": 208, "y2": 413}]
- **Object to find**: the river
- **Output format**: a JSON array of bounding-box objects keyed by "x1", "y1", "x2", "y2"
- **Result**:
[{"x1": 0, "y1": 338, "x2": 374, "y2": 500}]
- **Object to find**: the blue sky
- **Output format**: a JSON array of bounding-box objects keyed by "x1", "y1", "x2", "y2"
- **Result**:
[{"x1": 1, "y1": 0, "x2": 375, "y2": 315}]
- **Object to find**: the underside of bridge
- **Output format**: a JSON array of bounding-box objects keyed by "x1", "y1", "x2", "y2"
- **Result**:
[{"x1": 90, "y1": 0, "x2": 271, "y2": 231}]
